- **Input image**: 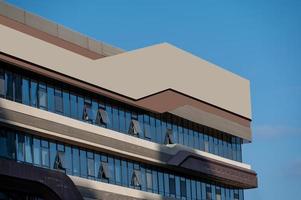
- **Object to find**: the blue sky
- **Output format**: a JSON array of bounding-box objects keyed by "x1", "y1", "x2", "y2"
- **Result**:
[{"x1": 6, "y1": 0, "x2": 301, "y2": 199}]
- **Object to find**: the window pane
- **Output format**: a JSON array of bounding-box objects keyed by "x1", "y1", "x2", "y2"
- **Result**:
[
  {"x1": 41, "y1": 140, "x2": 49, "y2": 167},
  {"x1": 108, "y1": 156, "x2": 115, "y2": 183},
  {"x1": 25, "y1": 135, "x2": 33, "y2": 163},
  {"x1": 0, "y1": 130, "x2": 15, "y2": 159},
  {"x1": 155, "y1": 117, "x2": 161, "y2": 144},
  {"x1": 80, "y1": 149, "x2": 87, "y2": 178},
  {"x1": 63, "y1": 90, "x2": 70, "y2": 116},
  {"x1": 0, "y1": 69, "x2": 5, "y2": 97},
  {"x1": 91, "y1": 100, "x2": 98, "y2": 124},
  {"x1": 5, "y1": 71, "x2": 14, "y2": 100},
  {"x1": 72, "y1": 147, "x2": 79, "y2": 175},
  {"x1": 65, "y1": 145, "x2": 72, "y2": 175},
  {"x1": 70, "y1": 93, "x2": 78, "y2": 119},
  {"x1": 50, "y1": 142, "x2": 56, "y2": 169},
  {"x1": 169, "y1": 175, "x2": 176, "y2": 197},
  {"x1": 115, "y1": 158, "x2": 121, "y2": 185},
  {"x1": 186, "y1": 179, "x2": 191, "y2": 199},
  {"x1": 87, "y1": 152, "x2": 95, "y2": 178},
  {"x1": 112, "y1": 106, "x2": 119, "y2": 131},
  {"x1": 47, "y1": 85, "x2": 54, "y2": 112},
  {"x1": 22, "y1": 78, "x2": 30, "y2": 105},
  {"x1": 119, "y1": 108, "x2": 126, "y2": 133},
  {"x1": 77, "y1": 96, "x2": 84, "y2": 121},
  {"x1": 38, "y1": 83, "x2": 47, "y2": 109},
  {"x1": 164, "y1": 173, "x2": 169, "y2": 196},
  {"x1": 180, "y1": 178, "x2": 186, "y2": 198},
  {"x1": 30, "y1": 80, "x2": 37, "y2": 107},
  {"x1": 95, "y1": 153, "x2": 100, "y2": 180},
  {"x1": 175, "y1": 176, "x2": 181, "y2": 199},
  {"x1": 54, "y1": 88, "x2": 63, "y2": 113},
  {"x1": 191, "y1": 180, "x2": 197, "y2": 200},
  {"x1": 152, "y1": 170, "x2": 158, "y2": 194},
  {"x1": 158, "y1": 172, "x2": 164, "y2": 195},
  {"x1": 14, "y1": 74, "x2": 22, "y2": 102},
  {"x1": 146, "y1": 169, "x2": 152, "y2": 192},
  {"x1": 121, "y1": 160, "x2": 128, "y2": 187},
  {"x1": 17, "y1": 134, "x2": 24, "y2": 162}
]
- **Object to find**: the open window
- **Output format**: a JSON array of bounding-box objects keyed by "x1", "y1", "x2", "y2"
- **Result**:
[
  {"x1": 164, "y1": 128, "x2": 174, "y2": 144},
  {"x1": 96, "y1": 108, "x2": 109, "y2": 126},
  {"x1": 99, "y1": 161, "x2": 110, "y2": 180},
  {"x1": 131, "y1": 169, "x2": 141, "y2": 188},
  {"x1": 82, "y1": 98, "x2": 92, "y2": 123},
  {"x1": 128, "y1": 120, "x2": 142, "y2": 136},
  {"x1": 53, "y1": 152, "x2": 65, "y2": 172}
]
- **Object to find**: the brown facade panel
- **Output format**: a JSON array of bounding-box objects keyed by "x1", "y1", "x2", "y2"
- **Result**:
[{"x1": 0, "y1": 158, "x2": 83, "y2": 200}]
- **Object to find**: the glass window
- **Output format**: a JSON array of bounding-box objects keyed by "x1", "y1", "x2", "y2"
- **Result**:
[
  {"x1": 206, "y1": 184, "x2": 212, "y2": 200},
  {"x1": 191, "y1": 180, "x2": 197, "y2": 200},
  {"x1": 131, "y1": 169, "x2": 142, "y2": 189},
  {"x1": 38, "y1": 83, "x2": 47, "y2": 109},
  {"x1": 204, "y1": 134, "x2": 209, "y2": 152},
  {"x1": 180, "y1": 177, "x2": 186, "y2": 198},
  {"x1": 125, "y1": 109, "x2": 131, "y2": 134},
  {"x1": 72, "y1": 147, "x2": 80, "y2": 176},
  {"x1": 193, "y1": 129, "x2": 200, "y2": 150},
  {"x1": 216, "y1": 187, "x2": 222, "y2": 200},
  {"x1": 5, "y1": 71, "x2": 14, "y2": 100},
  {"x1": 16, "y1": 134, "x2": 25, "y2": 162},
  {"x1": 152, "y1": 170, "x2": 158, "y2": 194},
  {"x1": 77, "y1": 95, "x2": 84, "y2": 121},
  {"x1": 63, "y1": 90, "x2": 70, "y2": 116},
  {"x1": 112, "y1": 105, "x2": 119, "y2": 131},
  {"x1": 186, "y1": 179, "x2": 192, "y2": 199},
  {"x1": 183, "y1": 124, "x2": 189, "y2": 146},
  {"x1": 24, "y1": 135, "x2": 33, "y2": 163},
  {"x1": 41, "y1": 140, "x2": 49, "y2": 167},
  {"x1": 49, "y1": 142, "x2": 56, "y2": 169},
  {"x1": 0, "y1": 69, "x2": 5, "y2": 97},
  {"x1": 175, "y1": 176, "x2": 181, "y2": 199},
  {"x1": 211, "y1": 185, "x2": 216, "y2": 200},
  {"x1": 169, "y1": 175, "x2": 176, "y2": 197},
  {"x1": 196, "y1": 181, "x2": 202, "y2": 200},
  {"x1": 94, "y1": 153, "x2": 100, "y2": 180},
  {"x1": 80, "y1": 149, "x2": 87, "y2": 178},
  {"x1": 138, "y1": 113, "x2": 144, "y2": 139},
  {"x1": 164, "y1": 173, "x2": 169, "y2": 196},
  {"x1": 161, "y1": 119, "x2": 167, "y2": 144},
  {"x1": 115, "y1": 158, "x2": 121, "y2": 185},
  {"x1": 106, "y1": 103, "x2": 113, "y2": 129},
  {"x1": 146, "y1": 169, "x2": 152, "y2": 192},
  {"x1": 188, "y1": 126, "x2": 194, "y2": 148},
  {"x1": 65, "y1": 145, "x2": 72, "y2": 175},
  {"x1": 30, "y1": 80, "x2": 37, "y2": 107},
  {"x1": 22, "y1": 77, "x2": 30, "y2": 105},
  {"x1": 14, "y1": 74, "x2": 22, "y2": 102},
  {"x1": 121, "y1": 160, "x2": 128, "y2": 187},
  {"x1": 70, "y1": 93, "x2": 78, "y2": 119},
  {"x1": 0, "y1": 130, "x2": 15, "y2": 159},
  {"x1": 47, "y1": 85, "x2": 54, "y2": 112},
  {"x1": 155, "y1": 116, "x2": 162, "y2": 144},
  {"x1": 118, "y1": 108, "x2": 126, "y2": 132},
  {"x1": 108, "y1": 156, "x2": 115, "y2": 183},
  {"x1": 87, "y1": 151, "x2": 95, "y2": 178},
  {"x1": 202, "y1": 183, "x2": 206, "y2": 200},
  {"x1": 178, "y1": 124, "x2": 184, "y2": 145},
  {"x1": 158, "y1": 171, "x2": 164, "y2": 195},
  {"x1": 150, "y1": 114, "x2": 156, "y2": 142},
  {"x1": 143, "y1": 114, "x2": 151, "y2": 139},
  {"x1": 54, "y1": 88, "x2": 63, "y2": 113},
  {"x1": 127, "y1": 161, "x2": 133, "y2": 188},
  {"x1": 199, "y1": 127, "x2": 204, "y2": 151},
  {"x1": 91, "y1": 100, "x2": 98, "y2": 124}
]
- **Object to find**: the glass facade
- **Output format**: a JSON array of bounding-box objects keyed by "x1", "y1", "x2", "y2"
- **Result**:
[
  {"x1": 0, "y1": 126, "x2": 244, "y2": 200},
  {"x1": 0, "y1": 63, "x2": 243, "y2": 162}
]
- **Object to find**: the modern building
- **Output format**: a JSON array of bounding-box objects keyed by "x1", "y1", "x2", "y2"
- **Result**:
[{"x1": 0, "y1": 2, "x2": 257, "y2": 200}]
